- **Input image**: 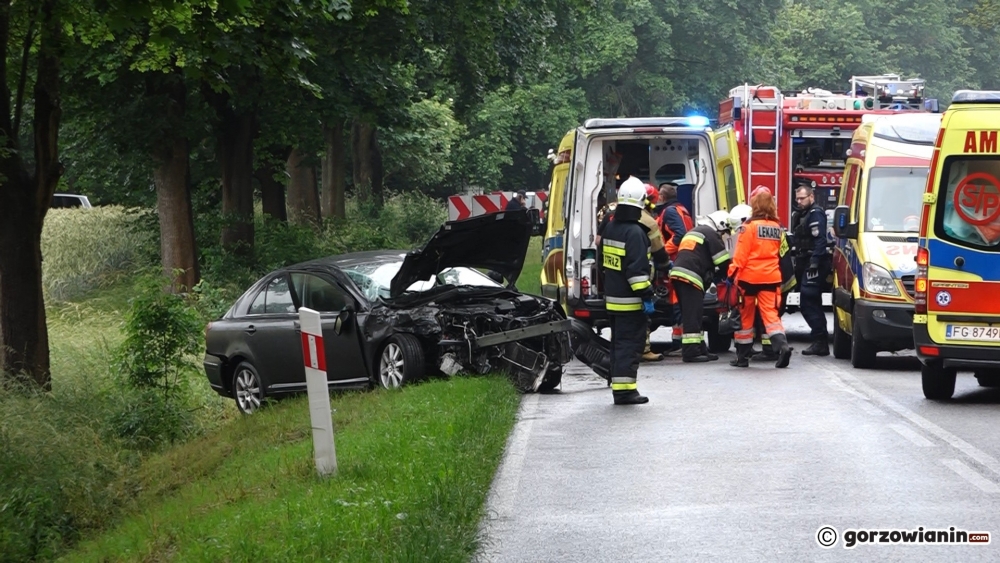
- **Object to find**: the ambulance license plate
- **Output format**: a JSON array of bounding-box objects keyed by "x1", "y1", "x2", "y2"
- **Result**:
[{"x1": 946, "y1": 325, "x2": 1000, "y2": 342}]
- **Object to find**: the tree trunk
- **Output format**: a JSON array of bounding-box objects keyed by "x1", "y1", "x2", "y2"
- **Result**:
[
  {"x1": 321, "y1": 121, "x2": 346, "y2": 219},
  {"x1": 154, "y1": 136, "x2": 199, "y2": 291},
  {"x1": 208, "y1": 91, "x2": 257, "y2": 254},
  {"x1": 286, "y1": 147, "x2": 321, "y2": 226},
  {"x1": 256, "y1": 158, "x2": 287, "y2": 222},
  {"x1": 351, "y1": 118, "x2": 384, "y2": 211},
  {"x1": 0, "y1": 0, "x2": 61, "y2": 389}
]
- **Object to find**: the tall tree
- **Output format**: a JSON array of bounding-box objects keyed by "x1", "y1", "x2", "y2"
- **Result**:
[{"x1": 0, "y1": 0, "x2": 62, "y2": 387}]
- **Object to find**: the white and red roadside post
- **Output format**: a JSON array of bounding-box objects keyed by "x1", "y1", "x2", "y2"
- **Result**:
[{"x1": 299, "y1": 307, "x2": 337, "y2": 476}]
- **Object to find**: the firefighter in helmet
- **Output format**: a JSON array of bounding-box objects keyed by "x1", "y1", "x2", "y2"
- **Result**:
[
  {"x1": 668, "y1": 210, "x2": 732, "y2": 363},
  {"x1": 598, "y1": 183, "x2": 670, "y2": 362},
  {"x1": 600, "y1": 176, "x2": 656, "y2": 405}
]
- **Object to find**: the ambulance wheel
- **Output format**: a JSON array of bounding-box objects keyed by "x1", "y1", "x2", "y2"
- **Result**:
[
  {"x1": 832, "y1": 312, "x2": 851, "y2": 360},
  {"x1": 850, "y1": 307, "x2": 877, "y2": 369},
  {"x1": 922, "y1": 362, "x2": 956, "y2": 401},
  {"x1": 974, "y1": 370, "x2": 1000, "y2": 387}
]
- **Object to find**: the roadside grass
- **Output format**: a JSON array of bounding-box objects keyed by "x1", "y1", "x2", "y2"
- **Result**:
[
  {"x1": 515, "y1": 236, "x2": 543, "y2": 296},
  {"x1": 60, "y1": 377, "x2": 520, "y2": 562}
]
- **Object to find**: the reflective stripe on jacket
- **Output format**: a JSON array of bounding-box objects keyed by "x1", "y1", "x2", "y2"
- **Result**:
[
  {"x1": 729, "y1": 218, "x2": 783, "y2": 285},
  {"x1": 669, "y1": 225, "x2": 731, "y2": 291},
  {"x1": 600, "y1": 214, "x2": 653, "y2": 312}
]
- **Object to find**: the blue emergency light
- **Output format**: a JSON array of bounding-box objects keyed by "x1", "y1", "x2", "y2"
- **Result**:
[{"x1": 687, "y1": 115, "x2": 710, "y2": 128}]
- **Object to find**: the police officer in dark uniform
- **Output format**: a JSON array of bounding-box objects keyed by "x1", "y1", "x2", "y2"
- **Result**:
[
  {"x1": 600, "y1": 177, "x2": 654, "y2": 405},
  {"x1": 793, "y1": 184, "x2": 830, "y2": 356}
]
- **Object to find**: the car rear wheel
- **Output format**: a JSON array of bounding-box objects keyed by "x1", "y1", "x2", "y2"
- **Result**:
[
  {"x1": 233, "y1": 361, "x2": 265, "y2": 414},
  {"x1": 377, "y1": 334, "x2": 425, "y2": 389},
  {"x1": 974, "y1": 370, "x2": 1000, "y2": 387},
  {"x1": 850, "y1": 306, "x2": 877, "y2": 369},
  {"x1": 832, "y1": 310, "x2": 851, "y2": 360},
  {"x1": 922, "y1": 362, "x2": 957, "y2": 400}
]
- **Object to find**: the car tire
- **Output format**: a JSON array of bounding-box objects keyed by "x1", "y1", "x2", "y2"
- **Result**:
[
  {"x1": 850, "y1": 307, "x2": 877, "y2": 369},
  {"x1": 922, "y1": 362, "x2": 957, "y2": 400},
  {"x1": 705, "y1": 314, "x2": 732, "y2": 353},
  {"x1": 537, "y1": 364, "x2": 563, "y2": 393},
  {"x1": 377, "y1": 334, "x2": 425, "y2": 389},
  {"x1": 974, "y1": 370, "x2": 1000, "y2": 387},
  {"x1": 832, "y1": 310, "x2": 851, "y2": 360},
  {"x1": 233, "y1": 361, "x2": 265, "y2": 415}
]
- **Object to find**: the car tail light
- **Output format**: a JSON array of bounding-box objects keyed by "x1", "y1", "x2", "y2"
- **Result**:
[
  {"x1": 914, "y1": 247, "x2": 929, "y2": 314},
  {"x1": 573, "y1": 309, "x2": 591, "y2": 318},
  {"x1": 919, "y1": 346, "x2": 939, "y2": 356}
]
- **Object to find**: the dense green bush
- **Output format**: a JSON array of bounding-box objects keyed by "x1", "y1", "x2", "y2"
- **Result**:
[
  {"x1": 112, "y1": 276, "x2": 204, "y2": 449},
  {"x1": 41, "y1": 206, "x2": 156, "y2": 301}
]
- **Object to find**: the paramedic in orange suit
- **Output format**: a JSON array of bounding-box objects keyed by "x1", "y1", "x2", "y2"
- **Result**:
[{"x1": 728, "y1": 190, "x2": 792, "y2": 369}]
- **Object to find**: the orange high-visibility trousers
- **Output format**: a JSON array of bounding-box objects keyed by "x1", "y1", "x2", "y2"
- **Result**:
[{"x1": 734, "y1": 286, "x2": 784, "y2": 346}]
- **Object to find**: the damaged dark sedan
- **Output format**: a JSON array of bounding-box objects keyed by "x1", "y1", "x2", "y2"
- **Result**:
[{"x1": 203, "y1": 211, "x2": 603, "y2": 414}]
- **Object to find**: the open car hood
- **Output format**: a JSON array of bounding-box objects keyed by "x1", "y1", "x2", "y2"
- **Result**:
[{"x1": 390, "y1": 210, "x2": 532, "y2": 297}]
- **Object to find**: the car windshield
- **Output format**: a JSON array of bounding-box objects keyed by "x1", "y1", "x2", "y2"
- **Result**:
[
  {"x1": 342, "y1": 259, "x2": 502, "y2": 301},
  {"x1": 864, "y1": 166, "x2": 928, "y2": 232}
]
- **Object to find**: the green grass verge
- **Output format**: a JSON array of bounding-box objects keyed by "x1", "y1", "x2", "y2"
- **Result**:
[
  {"x1": 59, "y1": 377, "x2": 520, "y2": 562},
  {"x1": 515, "y1": 236, "x2": 542, "y2": 296}
]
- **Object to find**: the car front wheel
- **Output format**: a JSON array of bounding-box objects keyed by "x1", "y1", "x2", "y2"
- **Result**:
[
  {"x1": 377, "y1": 334, "x2": 425, "y2": 389},
  {"x1": 832, "y1": 310, "x2": 851, "y2": 360},
  {"x1": 233, "y1": 361, "x2": 264, "y2": 414}
]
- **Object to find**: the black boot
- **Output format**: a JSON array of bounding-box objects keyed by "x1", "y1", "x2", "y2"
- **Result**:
[
  {"x1": 613, "y1": 390, "x2": 650, "y2": 405},
  {"x1": 682, "y1": 343, "x2": 710, "y2": 363},
  {"x1": 770, "y1": 334, "x2": 792, "y2": 368},
  {"x1": 752, "y1": 344, "x2": 778, "y2": 362},
  {"x1": 801, "y1": 340, "x2": 830, "y2": 357},
  {"x1": 729, "y1": 343, "x2": 751, "y2": 367},
  {"x1": 699, "y1": 342, "x2": 719, "y2": 361}
]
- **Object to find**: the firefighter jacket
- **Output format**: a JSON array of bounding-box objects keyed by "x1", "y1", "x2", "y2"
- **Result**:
[
  {"x1": 729, "y1": 218, "x2": 783, "y2": 285},
  {"x1": 669, "y1": 225, "x2": 731, "y2": 292},
  {"x1": 792, "y1": 204, "x2": 830, "y2": 266},
  {"x1": 598, "y1": 205, "x2": 669, "y2": 267},
  {"x1": 657, "y1": 200, "x2": 694, "y2": 259},
  {"x1": 600, "y1": 206, "x2": 653, "y2": 313}
]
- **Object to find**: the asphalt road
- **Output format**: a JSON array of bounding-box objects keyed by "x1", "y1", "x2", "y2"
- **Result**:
[{"x1": 476, "y1": 313, "x2": 1000, "y2": 562}]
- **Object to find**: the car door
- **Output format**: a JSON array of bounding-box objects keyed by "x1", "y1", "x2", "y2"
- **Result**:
[
  {"x1": 291, "y1": 272, "x2": 370, "y2": 385},
  {"x1": 712, "y1": 126, "x2": 746, "y2": 211},
  {"x1": 244, "y1": 274, "x2": 304, "y2": 391}
]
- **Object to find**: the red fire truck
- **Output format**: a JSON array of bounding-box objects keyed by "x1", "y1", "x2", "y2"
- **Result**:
[{"x1": 717, "y1": 74, "x2": 936, "y2": 226}]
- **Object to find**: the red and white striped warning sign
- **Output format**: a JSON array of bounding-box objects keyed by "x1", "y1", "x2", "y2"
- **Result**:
[{"x1": 447, "y1": 191, "x2": 548, "y2": 222}]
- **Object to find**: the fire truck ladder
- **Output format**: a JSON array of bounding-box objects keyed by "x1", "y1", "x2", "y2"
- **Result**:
[{"x1": 744, "y1": 84, "x2": 782, "y2": 199}]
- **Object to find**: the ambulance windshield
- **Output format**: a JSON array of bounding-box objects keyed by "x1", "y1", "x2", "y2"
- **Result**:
[
  {"x1": 864, "y1": 167, "x2": 928, "y2": 232},
  {"x1": 935, "y1": 157, "x2": 1000, "y2": 249}
]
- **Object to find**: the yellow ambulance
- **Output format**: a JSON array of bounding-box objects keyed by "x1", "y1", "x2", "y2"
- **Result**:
[
  {"x1": 913, "y1": 90, "x2": 1000, "y2": 400},
  {"x1": 830, "y1": 112, "x2": 942, "y2": 368}
]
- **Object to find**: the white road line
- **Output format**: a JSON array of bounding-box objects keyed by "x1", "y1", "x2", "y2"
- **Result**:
[
  {"x1": 822, "y1": 376, "x2": 884, "y2": 416},
  {"x1": 890, "y1": 423, "x2": 935, "y2": 447},
  {"x1": 942, "y1": 459, "x2": 1000, "y2": 493},
  {"x1": 816, "y1": 358, "x2": 1000, "y2": 479},
  {"x1": 484, "y1": 393, "x2": 539, "y2": 521}
]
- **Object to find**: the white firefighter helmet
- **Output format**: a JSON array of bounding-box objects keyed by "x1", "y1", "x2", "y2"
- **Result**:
[
  {"x1": 698, "y1": 210, "x2": 731, "y2": 233},
  {"x1": 616, "y1": 176, "x2": 646, "y2": 209},
  {"x1": 728, "y1": 204, "x2": 752, "y2": 229}
]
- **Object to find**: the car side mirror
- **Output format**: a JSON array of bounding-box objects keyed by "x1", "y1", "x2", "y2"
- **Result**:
[
  {"x1": 832, "y1": 205, "x2": 857, "y2": 239},
  {"x1": 334, "y1": 308, "x2": 352, "y2": 335}
]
